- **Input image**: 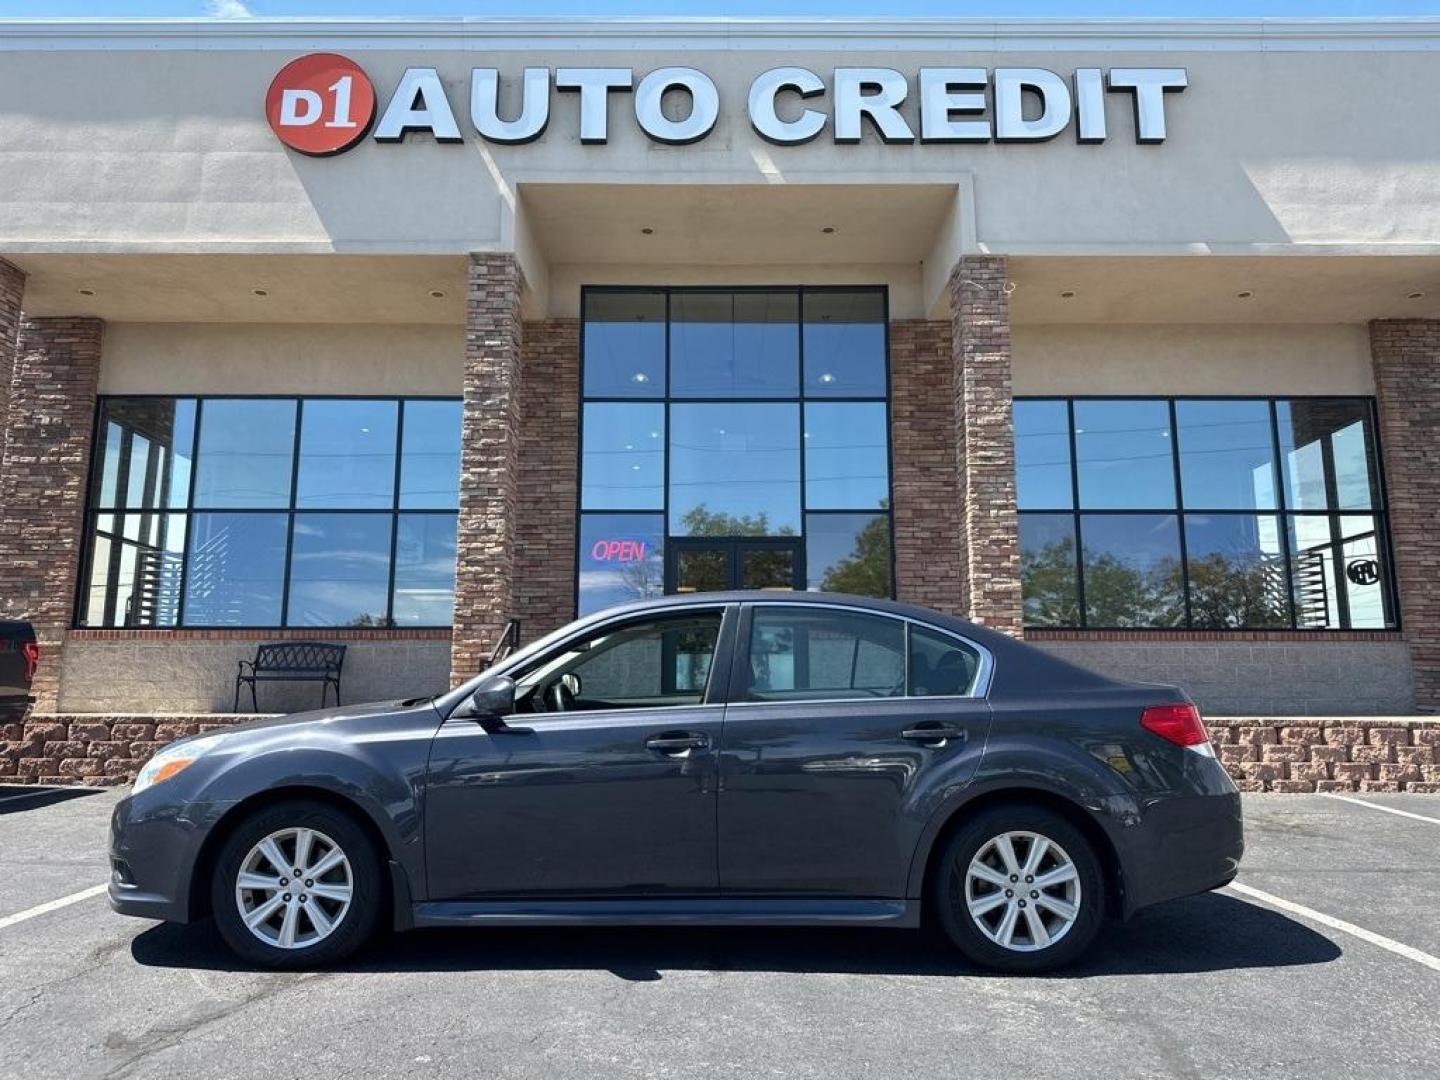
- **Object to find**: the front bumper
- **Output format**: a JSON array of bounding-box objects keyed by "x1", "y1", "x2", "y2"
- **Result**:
[{"x1": 108, "y1": 789, "x2": 230, "y2": 924}]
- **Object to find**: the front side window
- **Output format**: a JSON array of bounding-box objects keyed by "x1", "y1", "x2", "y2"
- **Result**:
[
  {"x1": 80, "y1": 397, "x2": 461, "y2": 628},
  {"x1": 1015, "y1": 397, "x2": 1396, "y2": 630},
  {"x1": 513, "y1": 611, "x2": 723, "y2": 713}
]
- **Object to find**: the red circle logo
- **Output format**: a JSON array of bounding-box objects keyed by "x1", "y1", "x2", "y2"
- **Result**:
[{"x1": 266, "y1": 53, "x2": 376, "y2": 156}]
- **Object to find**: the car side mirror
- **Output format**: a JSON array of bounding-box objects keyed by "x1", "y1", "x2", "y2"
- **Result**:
[{"x1": 458, "y1": 675, "x2": 519, "y2": 732}]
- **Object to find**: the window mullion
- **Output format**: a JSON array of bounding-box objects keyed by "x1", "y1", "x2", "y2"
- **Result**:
[
  {"x1": 1269, "y1": 399, "x2": 1299, "y2": 629},
  {"x1": 389, "y1": 401, "x2": 406, "y2": 628},
  {"x1": 1066, "y1": 400, "x2": 1086, "y2": 629},
  {"x1": 1168, "y1": 400, "x2": 1193, "y2": 629},
  {"x1": 280, "y1": 398, "x2": 303, "y2": 628}
]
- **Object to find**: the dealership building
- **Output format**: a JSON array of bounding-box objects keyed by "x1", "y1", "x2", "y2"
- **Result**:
[{"x1": 2, "y1": 16, "x2": 1440, "y2": 748}]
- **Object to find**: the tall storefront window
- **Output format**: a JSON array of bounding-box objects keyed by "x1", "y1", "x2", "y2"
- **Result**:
[
  {"x1": 79, "y1": 397, "x2": 461, "y2": 628},
  {"x1": 578, "y1": 287, "x2": 893, "y2": 616},
  {"x1": 1014, "y1": 397, "x2": 1397, "y2": 630}
]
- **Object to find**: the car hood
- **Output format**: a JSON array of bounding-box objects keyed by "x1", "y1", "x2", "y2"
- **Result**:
[{"x1": 168, "y1": 697, "x2": 436, "y2": 751}]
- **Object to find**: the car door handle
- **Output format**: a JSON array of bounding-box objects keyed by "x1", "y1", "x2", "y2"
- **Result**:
[
  {"x1": 645, "y1": 732, "x2": 711, "y2": 754},
  {"x1": 900, "y1": 724, "x2": 967, "y2": 745}
]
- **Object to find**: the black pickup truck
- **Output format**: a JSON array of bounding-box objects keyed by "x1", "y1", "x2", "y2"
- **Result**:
[{"x1": 1, "y1": 620, "x2": 37, "y2": 721}]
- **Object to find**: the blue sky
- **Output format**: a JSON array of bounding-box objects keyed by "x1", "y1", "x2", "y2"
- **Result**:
[{"x1": 0, "y1": 2, "x2": 1437, "y2": 19}]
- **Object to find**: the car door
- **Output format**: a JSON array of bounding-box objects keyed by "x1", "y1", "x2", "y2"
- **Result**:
[
  {"x1": 717, "y1": 603, "x2": 993, "y2": 899},
  {"x1": 425, "y1": 605, "x2": 735, "y2": 900}
]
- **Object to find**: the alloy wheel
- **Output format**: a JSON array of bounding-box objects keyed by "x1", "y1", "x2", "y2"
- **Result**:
[
  {"x1": 964, "y1": 830, "x2": 1082, "y2": 952},
  {"x1": 234, "y1": 826, "x2": 353, "y2": 950}
]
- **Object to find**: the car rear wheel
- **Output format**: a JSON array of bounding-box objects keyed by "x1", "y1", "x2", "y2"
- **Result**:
[
  {"x1": 211, "y1": 800, "x2": 382, "y2": 969},
  {"x1": 933, "y1": 805, "x2": 1105, "y2": 973}
]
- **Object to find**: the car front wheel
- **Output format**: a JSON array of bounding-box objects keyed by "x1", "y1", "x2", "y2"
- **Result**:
[
  {"x1": 211, "y1": 799, "x2": 382, "y2": 968},
  {"x1": 933, "y1": 805, "x2": 1105, "y2": 973}
]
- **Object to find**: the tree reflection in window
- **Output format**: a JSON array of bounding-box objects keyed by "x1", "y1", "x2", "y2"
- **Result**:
[{"x1": 1014, "y1": 397, "x2": 1395, "y2": 630}]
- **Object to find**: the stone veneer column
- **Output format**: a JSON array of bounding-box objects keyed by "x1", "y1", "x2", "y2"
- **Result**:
[
  {"x1": 0, "y1": 258, "x2": 25, "y2": 464},
  {"x1": 948, "y1": 256, "x2": 1023, "y2": 634},
  {"x1": 450, "y1": 254, "x2": 525, "y2": 685},
  {"x1": 0, "y1": 317, "x2": 104, "y2": 710},
  {"x1": 889, "y1": 319, "x2": 966, "y2": 616},
  {"x1": 1370, "y1": 319, "x2": 1440, "y2": 712},
  {"x1": 514, "y1": 319, "x2": 580, "y2": 638}
]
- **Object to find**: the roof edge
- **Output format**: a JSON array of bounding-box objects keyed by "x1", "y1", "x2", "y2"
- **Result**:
[{"x1": 2, "y1": 16, "x2": 1440, "y2": 50}]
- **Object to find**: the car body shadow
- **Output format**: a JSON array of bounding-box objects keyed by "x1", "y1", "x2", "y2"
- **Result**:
[
  {"x1": 0, "y1": 785, "x2": 106, "y2": 815},
  {"x1": 130, "y1": 891, "x2": 1339, "y2": 979}
]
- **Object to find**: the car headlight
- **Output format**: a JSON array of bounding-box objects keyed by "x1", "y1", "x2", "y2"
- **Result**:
[{"x1": 132, "y1": 734, "x2": 228, "y2": 794}]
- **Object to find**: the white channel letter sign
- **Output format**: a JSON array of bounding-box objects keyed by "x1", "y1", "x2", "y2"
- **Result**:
[{"x1": 268, "y1": 56, "x2": 1188, "y2": 153}]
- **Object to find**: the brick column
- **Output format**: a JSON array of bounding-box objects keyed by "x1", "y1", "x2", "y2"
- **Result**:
[
  {"x1": 1371, "y1": 319, "x2": 1440, "y2": 712},
  {"x1": 949, "y1": 256, "x2": 1023, "y2": 634},
  {"x1": 450, "y1": 254, "x2": 525, "y2": 685},
  {"x1": 890, "y1": 319, "x2": 965, "y2": 616},
  {"x1": 515, "y1": 319, "x2": 580, "y2": 638},
  {"x1": 0, "y1": 317, "x2": 104, "y2": 710},
  {"x1": 0, "y1": 258, "x2": 25, "y2": 466}
]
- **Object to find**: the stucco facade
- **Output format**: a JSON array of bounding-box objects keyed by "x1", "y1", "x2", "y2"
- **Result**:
[{"x1": 1, "y1": 17, "x2": 1439, "y2": 735}]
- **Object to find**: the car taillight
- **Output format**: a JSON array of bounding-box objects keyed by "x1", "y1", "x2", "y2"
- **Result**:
[
  {"x1": 21, "y1": 641, "x2": 39, "y2": 683},
  {"x1": 1140, "y1": 703, "x2": 1214, "y2": 756}
]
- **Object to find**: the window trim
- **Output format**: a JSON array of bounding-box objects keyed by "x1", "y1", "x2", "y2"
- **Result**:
[
  {"x1": 727, "y1": 601, "x2": 994, "y2": 705},
  {"x1": 575, "y1": 285, "x2": 897, "y2": 619},
  {"x1": 1015, "y1": 393, "x2": 1400, "y2": 633},
  {"x1": 75, "y1": 394, "x2": 462, "y2": 631}
]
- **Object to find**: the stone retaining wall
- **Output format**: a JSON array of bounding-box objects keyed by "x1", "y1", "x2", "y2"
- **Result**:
[
  {"x1": 6, "y1": 713, "x2": 1440, "y2": 791},
  {"x1": 1207, "y1": 718, "x2": 1440, "y2": 793}
]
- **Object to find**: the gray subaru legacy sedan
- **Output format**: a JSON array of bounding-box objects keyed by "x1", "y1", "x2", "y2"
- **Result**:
[{"x1": 109, "y1": 592, "x2": 1242, "y2": 973}]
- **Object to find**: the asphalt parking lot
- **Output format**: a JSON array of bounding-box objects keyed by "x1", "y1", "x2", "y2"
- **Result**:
[{"x1": 1, "y1": 788, "x2": 1437, "y2": 1080}]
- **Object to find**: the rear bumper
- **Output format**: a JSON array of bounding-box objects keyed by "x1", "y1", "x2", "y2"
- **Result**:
[{"x1": 1118, "y1": 789, "x2": 1244, "y2": 917}]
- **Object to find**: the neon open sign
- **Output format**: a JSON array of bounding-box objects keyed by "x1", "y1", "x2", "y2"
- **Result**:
[{"x1": 590, "y1": 539, "x2": 649, "y2": 563}]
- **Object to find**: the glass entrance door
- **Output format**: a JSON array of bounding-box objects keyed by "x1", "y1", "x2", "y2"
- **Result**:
[{"x1": 669, "y1": 539, "x2": 802, "y2": 594}]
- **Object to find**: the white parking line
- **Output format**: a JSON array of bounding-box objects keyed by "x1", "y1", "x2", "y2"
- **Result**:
[
  {"x1": 0, "y1": 884, "x2": 108, "y2": 931},
  {"x1": 1227, "y1": 881, "x2": 1440, "y2": 973},
  {"x1": 1322, "y1": 792, "x2": 1440, "y2": 827}
]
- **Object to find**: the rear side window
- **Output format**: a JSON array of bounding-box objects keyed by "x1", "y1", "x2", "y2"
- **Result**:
[
  {"x1": 745, "y1": 608, "x2": 906, "y2": 702},
  {"x1": 909, "y1": 624, "x2": 981, "y2": 697}
]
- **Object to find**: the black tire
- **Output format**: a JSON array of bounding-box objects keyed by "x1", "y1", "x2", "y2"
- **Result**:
[
  {"x1": 210, "y1": 799, "x2": 383, "y2": 969},
  {"x1": 932, "y1": 804, "x2": 1105, "y2": 974}
]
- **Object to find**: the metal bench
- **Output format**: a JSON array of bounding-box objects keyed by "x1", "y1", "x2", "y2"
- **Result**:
[{"x1": 234, "y1": 642, "x2": 346, "y2": 712}]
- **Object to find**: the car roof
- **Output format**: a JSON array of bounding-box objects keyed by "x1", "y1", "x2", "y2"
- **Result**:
[
  {"x1": 584, "y1": 590, "x2": 1016, "y2": 649},
  {"x1": 436, "y1": 589, "x2": 1145, "y2": 716}
]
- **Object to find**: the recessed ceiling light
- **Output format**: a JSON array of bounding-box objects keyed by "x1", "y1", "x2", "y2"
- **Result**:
[
  {"x1": 819, "y1": 372, "x2": 836, "y2": 384},
  {"x1": 1407, "y1": 291, "x2": 1426, "y2": 300},
  {"x1": 631, "y1": 371, "x2": 650, "y2": 384},
  {"x1": 429, "y1": 290, "x2": 446, "y2": 299},
  {"x1": 252, "y1": 288, "x2": 269, "y2": 298},
  {"x1": 640, "y1": 227, "x2": 654, "y2": 235},
  {"x1": 1059, "y1": 290, "x2": 1076, "y2": 299},
  {"x1": 77, "y1": 287, "x2": 96, "y2": 297},
  {"x1": 1234, "y1": 290, "x2": 1254, "y2": 300},
  {"x1": 821, "y1": 226, "x2": 836, "y2": 234}
]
